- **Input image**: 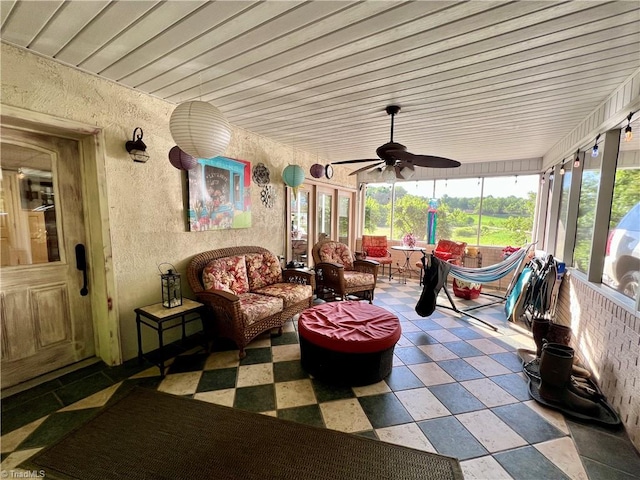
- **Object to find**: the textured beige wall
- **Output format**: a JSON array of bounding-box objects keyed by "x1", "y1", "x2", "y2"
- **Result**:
[{"x1": 1, "y1": 43, "x2": 356, "y2": 361}]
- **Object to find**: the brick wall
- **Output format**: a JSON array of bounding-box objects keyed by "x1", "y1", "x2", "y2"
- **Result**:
[{"x1": 555, "y1": 271, "x2": 640, "y2": 450}]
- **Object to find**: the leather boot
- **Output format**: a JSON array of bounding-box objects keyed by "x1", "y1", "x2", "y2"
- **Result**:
[
  {"x1": 538, "y1": 343, "x2": 599, "y2": 414},
  {"x1": 531, "y1": 317, "x2": 550, "y2": 357},
  {"x1": 543, "y1": 339, "x2": 591, "y2": 379},
  {"x1": 546, "y1": 323, "x2": 572, "y2": 345}
]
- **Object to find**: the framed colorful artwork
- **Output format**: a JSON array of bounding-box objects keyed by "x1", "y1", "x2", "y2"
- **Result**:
[{"x1": 186, "y1": 156, "x2": 252, "y2": 231}]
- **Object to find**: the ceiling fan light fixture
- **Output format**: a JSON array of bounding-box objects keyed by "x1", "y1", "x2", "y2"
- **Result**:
[
  {"x1": 400, "y1": 165, "x2": 415, "y2": 179},
  {"x1": 381, "y1": 165, "x2": 396, "y2": 183}
]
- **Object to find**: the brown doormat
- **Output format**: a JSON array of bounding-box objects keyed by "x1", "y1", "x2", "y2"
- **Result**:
[{"x1": 25, "y1": 387, "x2": 463, "y2": 480}]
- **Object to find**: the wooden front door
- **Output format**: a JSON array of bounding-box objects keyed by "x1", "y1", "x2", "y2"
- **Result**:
[{"x1": 1, "y1": 126, "x2": 95, "y2": 388}]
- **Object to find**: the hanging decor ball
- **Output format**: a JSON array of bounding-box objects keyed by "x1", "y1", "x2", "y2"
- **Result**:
[
  {"x1": 309, "y1": 163, "x2": 325, "y2": 178},
  {"x1": 169, "y1": 101, "x2": 231, "y2": 159},
  {"x1": 282, "y1": 164, "x2": 305, "y2": 197},
  {"x1": 168, "y1": 146, "x2": 198, "y2": 170}
]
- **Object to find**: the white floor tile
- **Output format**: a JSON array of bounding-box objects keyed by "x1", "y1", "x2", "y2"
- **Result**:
[
  {"x1": 456, "y1": 410, "x2": 527, "y2": 453},
  {"x1": 319, "y1": 399, "x2": 372, "y2": 433},
  {"x1": 375, "y1": 423, "x2": 437, "y2": 453}
]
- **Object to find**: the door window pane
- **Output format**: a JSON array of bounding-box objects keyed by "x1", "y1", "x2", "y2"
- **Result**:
[
  {"x1": 1, "y1": 144, "x2": 59, "y2": 265},
  {"x1": 603, "y1": 125, "x2": 640, "y2": 300},
  {"x1": 338, "y1": 195, "x2": 350, "y2": 245},
  {"x1": 317, "y1": 191, "x2": 332, "y2": 241},
  {"x1": 574, "y1": 154, "x2": 601, "y2": 273},
  {"x1": 290, "y1": 189, "x2": 309, "y2": 265}
]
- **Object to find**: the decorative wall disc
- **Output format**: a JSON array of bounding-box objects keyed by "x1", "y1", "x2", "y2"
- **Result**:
[
  {"x1": 252, "y1": 163, "x2": 270, "y2": 186},
  {"x1": 261, "y1": 185, "x2": 275, "y2": 208}
]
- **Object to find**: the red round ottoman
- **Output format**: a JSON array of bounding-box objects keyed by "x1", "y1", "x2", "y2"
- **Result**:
[{"x1": 298, "y1": 301, "x2": 401, "y2": 386}]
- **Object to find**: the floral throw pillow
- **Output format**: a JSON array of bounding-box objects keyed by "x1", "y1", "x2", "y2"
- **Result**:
[
  {"x1": 365, "y1": 246, "x2": 388, "y2": 258},
  {"x1": 202, "y1": 255, "x2": 249, "y2": 295},
  {"x1": 319, "y1": 241, "x2": 353, "y2": 270},
  {"x1": 245, "y1": 252, "x2": 282, "y2": 290}
]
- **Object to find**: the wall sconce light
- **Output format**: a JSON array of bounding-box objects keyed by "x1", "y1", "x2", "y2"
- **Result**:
[
  {"x1": 573, "y1": 149, "x2": 581, "y2": 168},
  {"x1": 591, "y1": 134, "x2": 601, "y2": 157},
  {"x1": 560, "y1": 163, "x2": 565, "y2": 175},
  {"x1": 624, "y1": 111, "x2": 635, "y2": 142},
  {"x1": 159, "y1": 263, "x2": 182, "y2": 308},
  {"x1": 125, "y1": 127, "x2": 150, "y2": 163}
]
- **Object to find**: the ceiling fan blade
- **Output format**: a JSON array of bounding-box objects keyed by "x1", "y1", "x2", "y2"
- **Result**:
[
  {"x1": 410, "y1": 154, "x2": 461, "y2": 168},
  {"x1": 349, "y1": 161, "x2": 385, "y2": 175},
  {"x1": 331, "y1": 159, "x2": 381, "y2": 165},
  {"x1": 391, "y1": 150, "x2": 461, "y2": 168}
]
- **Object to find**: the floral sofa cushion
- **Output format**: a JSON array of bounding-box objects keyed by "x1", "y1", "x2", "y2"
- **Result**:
[
  {"x1": 245, "y1": 252, "x2": 282, "y2": 291},
  {"x1": 253, "y1": 283, "x2": 313, "y2": 308},
  {"x1": 318, "y1": 241, "x2": 354, "y2": 270},
  {"x1": 202, "y1": 255, "x2": 250, "y2": 294},
  {"x1": 237, "y1": 293, "x2": 283, "y2": 326}
]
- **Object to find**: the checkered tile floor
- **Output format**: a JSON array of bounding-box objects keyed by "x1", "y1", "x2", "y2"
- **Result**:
[{"x1": 2, "y1": 279, "x2": 639, "y2": 479}]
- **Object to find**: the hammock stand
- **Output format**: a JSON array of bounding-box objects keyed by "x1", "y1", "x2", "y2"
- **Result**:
[{"x1": 433, "y1": 245, "x2": 533, "y2": 331}]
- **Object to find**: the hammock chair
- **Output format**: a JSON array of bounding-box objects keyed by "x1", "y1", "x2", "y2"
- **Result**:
[{"x1": 424, "y1": 244, "x2": 533, "y2": 331}]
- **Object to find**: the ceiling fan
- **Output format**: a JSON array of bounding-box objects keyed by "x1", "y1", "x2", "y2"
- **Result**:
[{"x1": 331, "y1": 105, "x2": 461, "y2": 180}]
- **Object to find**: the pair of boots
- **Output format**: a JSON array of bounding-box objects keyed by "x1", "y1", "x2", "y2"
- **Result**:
[
  {"x1": 531, "y1": 317, "x2": 590, "y2": 379},
  {"x1": 538, "y1": 342, "x2": 601, "y2": 415}
]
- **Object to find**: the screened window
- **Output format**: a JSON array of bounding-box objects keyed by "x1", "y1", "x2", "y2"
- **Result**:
[
  {"x1": 602, "y1": 125, "x2": 640, "y2": 300},
  {"x1": 573, "y1": 154, "x2": 602, "y2": 273}
]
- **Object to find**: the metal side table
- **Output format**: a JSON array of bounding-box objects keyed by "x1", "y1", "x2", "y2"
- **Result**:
[{"x1": 136, "y1": 298, "x2": 205, "y2": 377}]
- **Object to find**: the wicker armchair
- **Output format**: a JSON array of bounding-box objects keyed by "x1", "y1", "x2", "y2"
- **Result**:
[
  {"x1": 311, "y1": 240, "x2": 379, "y2": 303},
  {"x1": 187, "y1": 246, "x2": 314, "y2": 358}
]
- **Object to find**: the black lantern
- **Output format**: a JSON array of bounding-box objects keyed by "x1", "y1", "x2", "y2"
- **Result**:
[{"x1": 159, "y1": 263, "x2": 182, "y2": 308}]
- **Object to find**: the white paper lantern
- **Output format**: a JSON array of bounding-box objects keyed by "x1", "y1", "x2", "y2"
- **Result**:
[{"x1": 169, "y1": 101, "x2": 231, "y2": 159}]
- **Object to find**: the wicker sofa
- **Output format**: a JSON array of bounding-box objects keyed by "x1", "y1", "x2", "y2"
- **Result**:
[{"x1": 187, "y1": 246, "x2": 314, "y2": 358}]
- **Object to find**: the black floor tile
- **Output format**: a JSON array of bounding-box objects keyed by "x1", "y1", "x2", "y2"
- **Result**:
[
  {"x1": 393, "y1": 346, "x2": 432, "y2": 365},
  {"x1": 240, "y1": 347, "x2": 272, "y2": 365},
  {"x1": 167, "y1": 353, "x2": 208, "y2": 374},
  {"x1": 441, "y1": 341, "x2": 484, "y2": 358},
  {"x1": 428, "y1": 383, "x2": 485, "y2": 414},
  {"x1": 402, "y1": 331, "x2": 439, "y2": 346},
  {"x1": 2, "y1": 378, "x2": 63, "y2": 412},
  {"x1": 234, "y1": 384, "x2": 276, "y2": 412},
  {"x1": 310, "y1": 379, "x2": 355, "y2": 403},
  {"x1": 568, "y1": 420, "x2": 640, "y2": 476},
  {"x1": 270, "y1": 331, "x2": 299, "y2": 346},
  {"x1": 17, "y1": 408, "x2": 98, "y2": 450},
  {"x1": 490, "y1": 373, "x2": 531, "y2": 401},
  {"x1": 412, "y1": 319, "x2": 443, "y2": 331},
  {"x1": 103, "y1": 357, "x2": 155, "y2": 382},
  {"x1": 581, "y1": 457, "x2": 640, "y2": 480},
  {"x1": 447, "y1": 327, "x2": 486, "y2": 341},
  {"x1": 437, "y1": 359, "x2": 484, "y2": 382},
  {"x1": 492, "y1": 403, "x2": 565, "y2": 444},
  {"x1": 490, "y1": 351, "x2": 524, "y2": 372},
  {"x1": 196, "y1": 368, "x2": 238, "y2": 392},
  {"x1": 358, "y1": 393, "x2": 413, "y2": 428},
  {"x1": 56, "y1": 361, "x2": 108, "y2": 385},
  {"x1": 384, "y1": 365, "x2": 424, "y2": 391},
  {"x1": 274, "y1": 360, "x2": 309, "y2": 382},
  {"x1": 493, "y1": 445, "x2": 571, "y2": 480},
  {"x1": 54, "y1": 372, "x2": 116, "y2": 406},
  {"x1": 277, "y1": 404, "x2": 324, "y2": 428},
  {"x1": 418, "y1": 416, "x2": 488, "y2": 461},
  {"x1": 1, "y1": 393, "x2": 63, "y2": 435}
]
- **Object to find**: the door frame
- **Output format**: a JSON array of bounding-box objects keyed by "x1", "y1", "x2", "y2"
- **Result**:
[{"x1": 1, "y1": 105, "x2": 121, "y2": 366}]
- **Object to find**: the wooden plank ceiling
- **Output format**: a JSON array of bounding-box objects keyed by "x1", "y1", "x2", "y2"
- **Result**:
[{"x1": 1, "y1": 0, "x2": 639, "y2": 167}]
